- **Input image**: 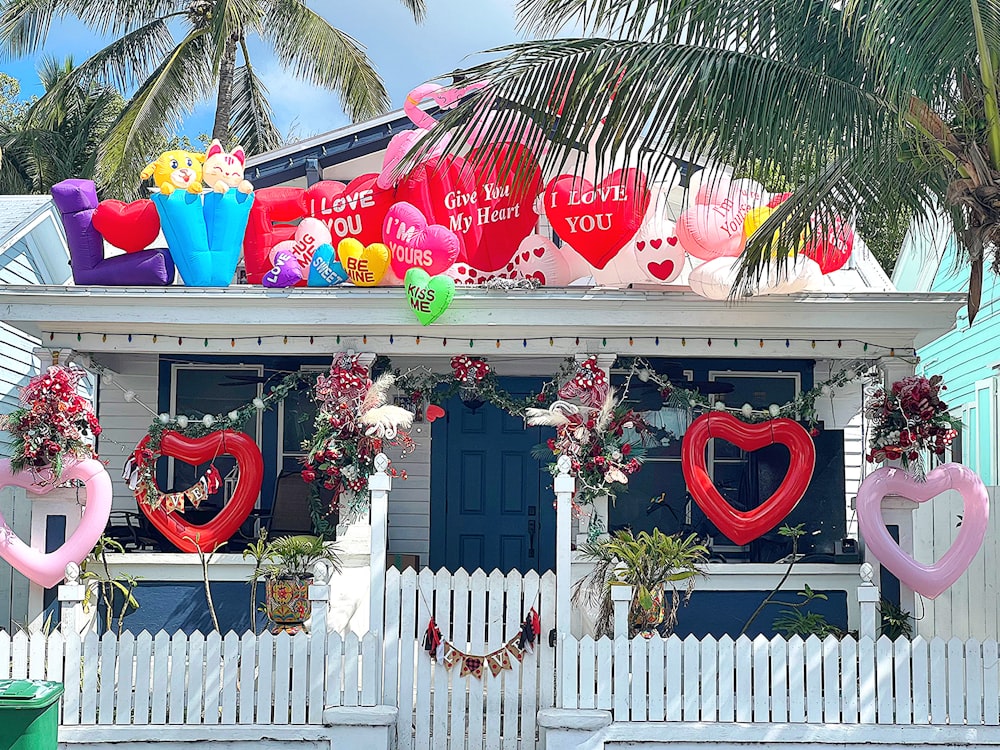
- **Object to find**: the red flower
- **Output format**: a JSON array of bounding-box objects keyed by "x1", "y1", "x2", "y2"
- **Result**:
[
  {"x1": 621, "y1": 443, "x2": 632, "y2": 456},
  {"x1": 301, "y1": 468, "x2": 316, "y2": 483}
]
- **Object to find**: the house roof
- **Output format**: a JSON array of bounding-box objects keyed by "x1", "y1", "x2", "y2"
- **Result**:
[
  {"x1": 0, "y1": 195, "x2": 71, "y2": 285},
  {"x1": 0, "y1": 284, "x2": 963, "y2": 360}
]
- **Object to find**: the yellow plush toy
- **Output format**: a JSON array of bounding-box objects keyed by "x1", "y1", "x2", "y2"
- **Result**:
[{"x1": 140, "y1": 150, "x2": 205, "y2": 195}]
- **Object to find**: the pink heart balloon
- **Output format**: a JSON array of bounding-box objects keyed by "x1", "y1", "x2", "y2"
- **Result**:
[
  {"x1": 270, "y1": 218, "x2": 332, "y2": 269},
  {"x1": 0, "y1": 458, "x2": 112, "y2": 588},
  {"x1": 384, "y1": 201, "x2": 460, "y2": 277},
  {"x1": 857, "y1": 463, "x2": 989, "y2": 599}
]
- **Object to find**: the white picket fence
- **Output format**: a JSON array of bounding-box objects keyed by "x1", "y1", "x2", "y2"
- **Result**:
[
  {"x1": 561, "y1": 633, "x2": 1000, "y2": 726},
  {"x1": 0, "y1": 628, "x2": 379, "y2": 725},
  {"x1": 380, "y1": 567, "x2": 557, "y2": 750}
]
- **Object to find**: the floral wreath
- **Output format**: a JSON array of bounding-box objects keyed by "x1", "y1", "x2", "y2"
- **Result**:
[{"x1": 0, "y1": 365, "x2": 100, "y2": 477}]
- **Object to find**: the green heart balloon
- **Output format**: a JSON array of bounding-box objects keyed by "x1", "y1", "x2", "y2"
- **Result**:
[{"x1": 404, "y1": 267, "x2": 456, "y2": 326}]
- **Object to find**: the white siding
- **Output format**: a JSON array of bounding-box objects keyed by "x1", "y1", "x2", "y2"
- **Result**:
[
  {"x1": 386, "y1": 432, "x2": 430, "y2": 562},
  {"x1": 843, "y1": 414, "x2": 864, "y2": 540}
]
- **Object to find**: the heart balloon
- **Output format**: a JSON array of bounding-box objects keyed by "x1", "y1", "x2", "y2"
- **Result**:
[
  {"x1": 544, "y1": 168, "x2": 650, "y2": 270},
  {"x1": 857, "y1": 463, "x2": 989, "y2": 599},
  {"x1": 404, "y1": 267, "x2": 455, "y2": 325},
  {"x1": 307, "y1": 175, "x2": 396, "y2": 248},
  {"x1": 676, "y1": 175, "x2": 771, "y2": 261},
  {"x1": 307, "y1": 243, "x2": 348, "y2": 287},
  {"x1": 681, "y1": 413, "x2": 816, "y2": 545},
  {"x1": 802, "y1": 215, "x2": 854, "y2": 274},
  {"x1": 137, "y1": 430, "x2": 263, "y2": 553},
  {"x1": 0, "y1": 458, "x2": 112, "y2": 588},
  {"x1": 384, "y1": 201, "x2": 461, "y2": 277},
  {"x1": 262, "y1": 250, "x2": 302, "y2": 288},
  {"x1": 278, "y1": 217, "x2": 332, "y2": 272},
  {"x1": 93, "y1": 199, "x2": 161, "y2": 253},
  {"x1": 337, "y1": 238, "x2": 390, "y2": 286}
]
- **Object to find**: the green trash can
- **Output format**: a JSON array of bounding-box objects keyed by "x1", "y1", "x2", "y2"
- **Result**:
[{"x1": 0, "y1": 680, "x2": 64, "y2": 750}]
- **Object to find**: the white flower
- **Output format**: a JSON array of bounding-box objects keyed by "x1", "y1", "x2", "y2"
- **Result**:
[
  {"x1": 176, "y1": 415, "x2": 189, "y2": 429},
  {"x1": 228, "y1": 410, "x2": 239, "y2": 421},
  {"x1": 638, "y1": 369, "x2": 650, "y2": 382},
  {"x1": 158, "y1": 413, "x2": 170, "y2": 424},
  {"x1": 252, "y1": 398, "x2": 265, "y2": 410},
  {"x1": 768, "y1": 404, "x2": 781, "y2": 417},
  {"x1": 741, "y1": 404, "x2": 753, "y2": 418},
  {"x1": 202, "y1": 415, "x2": 215, "y2": 428},
  {"x1": 611, "y1": 450, "x2": 623, "y2": 462},
  {"x1": 714, "y1": 401, "x2": 726, "y2": 411}
]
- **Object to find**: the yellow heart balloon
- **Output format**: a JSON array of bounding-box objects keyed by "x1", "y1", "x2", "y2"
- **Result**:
[
  {"x1": 743, "y1": 206, "x2": 801, "y2": 258},
  {"x1": 336, "y1": 238, "x2": 390, "y2": 287}
]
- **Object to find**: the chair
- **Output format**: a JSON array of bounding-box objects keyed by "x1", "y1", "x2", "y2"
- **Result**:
[
  {"x1": 234, "y1": 470, "x2": 325, "y2": 547},
  {"x1": 104, "y1": 510, "x2": 163, "y2": 551}
]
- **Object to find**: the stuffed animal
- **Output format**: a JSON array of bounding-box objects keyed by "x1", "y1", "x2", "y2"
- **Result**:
[
  {"x1": 140, "y1": 150, "x2": 205, "y2": 195},
  {"x1": 202, "y1": 139, "x2": 253, "y2": 194}
]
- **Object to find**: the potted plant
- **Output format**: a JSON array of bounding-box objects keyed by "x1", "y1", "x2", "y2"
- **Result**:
[
  {"x1": 575, "y1": 528, "x2": 708, "y2": 638},
  {"x1": 247, "y1": 534, "x2": 340, "y2": 634}
]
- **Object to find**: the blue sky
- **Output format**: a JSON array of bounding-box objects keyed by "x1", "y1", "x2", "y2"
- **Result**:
[{"x1": 2, "y1": 0, "x2": 525, "y2": 143}]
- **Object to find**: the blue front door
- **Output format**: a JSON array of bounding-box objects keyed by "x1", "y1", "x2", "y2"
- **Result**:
[{"x1": 430, "y1": 379, "x2": 554, "y2": 573}]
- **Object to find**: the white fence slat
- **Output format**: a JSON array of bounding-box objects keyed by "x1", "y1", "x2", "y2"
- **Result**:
[
  {"x1": 114, "y1": 632, "x2": 135, "y2": 725},
  {"x1": 822, "y1": 636, "x2": 840, "y2": 723},
  {"x1": 80, "y1": 633, "x2": 99, "y2": 725},
  {"x1": 203, "y1": 632, "x2": 222, "y2": 725},
  {"x1": 383, "y1": 567, "x2": 401, "y2": 708},
  {"x1": 578, "y1": 637, "x2": 596, "y2": 710},
  {"x1": 63, "y1": 633, "x2": 81, "y2": 726},
  {"x1": 98, "y1": 633, "x2": 118, "y2": 724},
  {"x1": 11, "y1": 632, "x2": 27, "y2": 679},
  {"x1": 45, "y1": 632, "x2": 64, "y2": 685},
  {"x1": 28, "y1": 632, "x2": 45, "y2": 680},
  {"x1": 769, "y1": 637, "x2": 787, "y2": 723},
  {"x1": 0, "y1": 632, "x2": 11, "y2": 680},
  {"x1": 499, "y1": 571, "x2": 518, "y2": 750},
  {"x1": 414, "y1": 569, "x2": 435, "y2": 750},
  {"x1": 238, "y1": 632, "x2": 257, "y2": 723},
  {"x1": 787, "y1": 637, "x2": 805, "y2": 723},
  {"x1": 648, "y1": 636, "x2": 665, "y2": 721},
  {"x1": 484, "y1": 570, "x2": 507, "y2": 750},
  {"x1": 947, "y1": 638, "x2": 965, "y2": 724},
  {"x1": 859, "y1": 638, "x2": 876, "y2": 724},
  {"x1": 752, "y1": 636, "x2": 769, "y2": 723},
  {"x1": 186, "y1": 632, "x2": 205, "y2": 725},
  {"x1": 911, "y1": 637, "x2": 929, "y2": 724},
  {"x1": 272, "y1": 633, "x2": 291, "y2": 724},
  {"x1": 290, "y1": 632, "x2": 308, "y2": 725},
  {"x1": 876, "y1": 637, "x2": 894, "y2": 724},
  {"x1": 596, "y1": 637, "x2": 613, "y2": 712},
  {"x1": 397, "y1": 568, "x2": 417, "y2": 750},
  {"x1": 805, "y1": 636, "x2": 823, "y2": 723},
  {"x1": 840, "y1": 637, "x2": 858, "y2": 724},
  {"x1": 325, "y1": 632, "x2": 343, "y2": 709},
  {"x1": 432, "y1": 569, "x2": 454, "y2": 750},
  {"x1": 613, "y1": 636, "x2": 630, "y2": 721},
  {"x1": 717, "y1": 636, "x2": 735, "y2": 723},
  {"x1": 519, "y1": 570, "x2": 541, "y2": 750},
  {"x1": 220, "y1": 632, "x2": 240, "y2": 725},
  {"x1": 150, "y1": 632, "x2": 170, "y2": 725},
  {"x1": 683, "y1": 635, "x2": 700, "y2": 722},
  {"x1": 344, "y1": 631, "x2": 360, "y2": 707},
  {"x1": 538, "y1": 572, "x2": 557, "y2": 712},
  {"x1": 307, "y1": 626, "x2": 326, "y2": 725},
  {"x1": 966, "y1": 639, "x2": 983, "y2": 726},
  {"x1": 735, "y1": 636, "x2": 752, "y2": 723},
  {"x1": 467, "y1": 569, "x2": 489, "y2": 750},
  {"x1": 631, "y1": 637, "x2": 647, "y2": 722},
  {"x1": 929, "y1": 638, "x2": 947, "y2": 724},
  {"x1": 256, "y1": 632, "x2": 275, "y2": 722},
  {"x1": 983, "y1": 639, "x2": 999, "y2": 724},
  {"x1": 168, "y1": 631, "x2": 188, "y2": 724},
  {"x1": 362, "y1": 632, "x2": 380, "y2": 706},
  {"x1": 894, "y1": 637, "x2": 912, "y2": 724},
  {"x1": 698, "y1": 637, "x2": 716, "y2": 722},
  {"x1": 132, "y1": 632, "x2": 152, "y2": 726},
  {"x1": 448, "y1": 568, "x2": 470, "y2": 750}
]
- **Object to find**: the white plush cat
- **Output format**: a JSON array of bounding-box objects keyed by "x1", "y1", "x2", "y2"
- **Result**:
[{"x1": 202, "y1": 139, "x2": 253, "y2": 194}]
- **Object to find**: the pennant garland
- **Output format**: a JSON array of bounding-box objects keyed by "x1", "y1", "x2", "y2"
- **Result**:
[
  {"x1": 122, "y1": 456, "x2": 221, "y2": 514},
  {"x1": 423, "y1": 607, "x2": 541, "y2": 680}
]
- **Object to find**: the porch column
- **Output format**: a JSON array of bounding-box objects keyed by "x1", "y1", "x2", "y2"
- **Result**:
[
  {"x1": 574, "y1": 353, "x2": 617, "y2": 546},
  {"x1": 867, "y1": 358, "x2": 919, "y2": 622},
  {"x1": 554, "y1": 455, "x2": 575, "y2": 707},
  {"x1": 367, "y1": 453, "x2": 391, "y2": 701}
]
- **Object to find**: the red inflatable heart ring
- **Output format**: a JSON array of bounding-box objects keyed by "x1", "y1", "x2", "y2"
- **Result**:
[
  {"x1": 681, "y1": 413, "x2": 816, "y2": 545},
  {"x1": 137, "y1": 430, "x2": 263, "y2": 553}
]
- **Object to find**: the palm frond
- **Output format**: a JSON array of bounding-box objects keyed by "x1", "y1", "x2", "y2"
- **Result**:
[
  {"x1": 230, "y1": 54, "x2": 282, "y2": 155},
  {"x1": 394, "y1": 0, "x2": 427, "y2": 23},
  {"x1": 262, "y1": 0, "x2": 389, "y2": 121}
]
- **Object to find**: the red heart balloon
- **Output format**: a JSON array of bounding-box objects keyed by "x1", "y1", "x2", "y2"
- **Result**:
[
  {"x1": 425, "y1": 404, "x2": 446, "y2": 422},
  {"x1": 138, "y1": 430, "x2": 263, "y2": 553},
  {"x1": 307, "y1": 175, "x2": 396, "y2": 249},
  {"x1": 681, "y1": 414, "x2": 815, "y2": 545},
  {"x1": 544, "y1": 168, "x2": 650, "y2": 269},
  {"x1": 93, "y1": 199, "x2": 161, "y2": 253}
]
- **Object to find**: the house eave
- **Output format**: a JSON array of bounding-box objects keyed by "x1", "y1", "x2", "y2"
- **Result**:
[{"x1": 0, "y1": 285, "x2": 962, "y2": 358}]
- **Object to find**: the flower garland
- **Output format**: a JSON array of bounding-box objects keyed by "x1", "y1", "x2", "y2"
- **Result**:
[
  {"x1": 302, "y1": 354, "x2": 416, "y2": 515},
  {"x1": 864, "y1": 374, "x2": 959, "y2": 473},
  {"x1": 0, "y1": 365, "x2": 100, "y2": 477}
]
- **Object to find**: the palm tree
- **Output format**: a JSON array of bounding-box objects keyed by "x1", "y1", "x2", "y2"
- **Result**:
[
  {"x1": 0, "y1": 56, "x2": 123, "y2": 194},
  {"x1": 0, "y1": 0, "x2": 426, "y2": 197},
  {"x1": 424, "y1": 0, "x2": 1000, "y2": 320}
]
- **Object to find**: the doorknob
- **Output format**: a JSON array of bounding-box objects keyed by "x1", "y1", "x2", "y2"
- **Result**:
[{"x1": 528, "y1": 519, "x2": 537, "y2": 558}]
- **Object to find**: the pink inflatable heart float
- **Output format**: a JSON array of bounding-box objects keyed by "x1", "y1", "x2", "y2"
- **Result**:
[
  {"x1": 384, "y1": 201, "x2": 461, "y2": 277},
  {"x1": 0, "y1": 458, "x2": 112, "y2": 588},
  {"x1": 857, "y1": 463, "x2": 989, "y2": 599},
  {"x1": 675, "y1": 175, "x2": 769, "y2": 261}
]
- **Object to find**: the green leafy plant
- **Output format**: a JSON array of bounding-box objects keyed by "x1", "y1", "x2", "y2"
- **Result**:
[
  {"x1": 80, "y1": 535, "x2": 139, "y2": 635},
  {"x1": 242, "y1": 529, "x2": 269, "y2": 633},
  {"x1": 772, "y1": 586, "x2": 844, "y2": 638},
  {"x1": 575, "y1": 528, "x2": 708, "y2": 637},
  {"x1": 742, "y1": 524, "x2": 809, "y2": 636},
  {"x1": 878, "y1": 597, "x2": 914, "y2": 640},
  {"x1": 251, "y1": 534, "x2": 341, "y2": 581}
]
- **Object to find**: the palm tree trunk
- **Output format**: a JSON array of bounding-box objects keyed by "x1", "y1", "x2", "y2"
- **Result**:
[{"x1": 212, "y1": 31, "x2": 239, "y2": 144}]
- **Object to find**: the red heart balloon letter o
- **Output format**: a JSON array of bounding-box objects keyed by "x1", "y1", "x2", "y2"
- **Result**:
[
  {"x1": 138, "y1": 430, "x2": 263, "y2": 553},
  {"x1": 681, "y1": 414, "x2": 815, "y2": 545}
]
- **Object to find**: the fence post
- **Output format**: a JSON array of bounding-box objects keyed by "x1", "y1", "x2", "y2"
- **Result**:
[
  {"x1": 58, "y1": 562, "x2": 87, "y2": 636},
  {"x1": 610, "y1": 584, "x2": 633, "y2": 639},
  {"x1": 368, "y1": 452, "x2": 391, "y2": 696},
  {"x1": 858, "y1": 562, "x2": 879, "y2": 640},
  {"x1": 309, "y1": 558, "x2": 333, "y2": 633},
  {"x1": 554, "y1": 454, "x2": 575, "y2": 707}
]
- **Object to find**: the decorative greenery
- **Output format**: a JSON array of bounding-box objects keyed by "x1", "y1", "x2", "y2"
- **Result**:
[
  {"x1": 865, "y1": 374, "x2": 960, "y2": 471},
  {"x1": 0, "y1": 365, "x2": 100, "y2": 478},
  {"x1": 771, "y1": 586, "x2": 844, "y2": 639},
  {"x1": 574, "y1": 528, "x2": 709, "y2": 638},
  {"x1": 878, "y1": 598, "x2": 914, "y2": 640},
  {"x1": 249, "y1": 534, "x2": 342, "y2": 581}
]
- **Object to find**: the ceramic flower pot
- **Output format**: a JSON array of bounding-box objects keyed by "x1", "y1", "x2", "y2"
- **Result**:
[
  {"x1": 265, "y1": 575, "x2": 313, "y2": 634},
  {"x1": 632, "y1": 584, "x2": 666, "y2": 639}
]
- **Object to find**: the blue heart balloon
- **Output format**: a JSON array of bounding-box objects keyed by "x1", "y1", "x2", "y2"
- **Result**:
[{"x1": 307, "y1": 243, "x2": 348, "y2": 287}]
